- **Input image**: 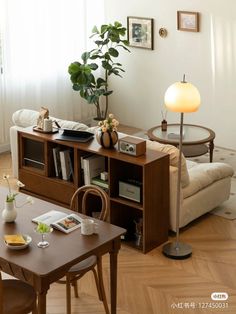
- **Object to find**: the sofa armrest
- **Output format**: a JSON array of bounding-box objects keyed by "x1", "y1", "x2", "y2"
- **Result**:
[{"x1": 10, "y1": 126, "x2": 26, "y2": 178}]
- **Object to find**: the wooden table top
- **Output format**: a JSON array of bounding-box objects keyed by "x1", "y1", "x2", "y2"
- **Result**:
[{"x1": 0, "y1": 187, "x2": 125, "y2": 277}]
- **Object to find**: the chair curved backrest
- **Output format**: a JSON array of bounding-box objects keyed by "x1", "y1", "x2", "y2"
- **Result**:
[{"x1": 70, "y1": 185, "x2": 109, "y2": 222}]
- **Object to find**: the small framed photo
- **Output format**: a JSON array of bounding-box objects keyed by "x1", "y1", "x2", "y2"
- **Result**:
[
  {"x1": 177, "y1": 11, "x2": 199, "y2": 32},
  {"x1": 127, "y1": 16, "x2": 154, "y2": 50}
]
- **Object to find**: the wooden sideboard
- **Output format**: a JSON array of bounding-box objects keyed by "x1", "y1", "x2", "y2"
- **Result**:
[{"x1": 18, "y1": 128, "x2": 169, "y2": 253}]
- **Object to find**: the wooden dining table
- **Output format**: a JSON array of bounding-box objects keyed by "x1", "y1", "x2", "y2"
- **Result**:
[{"x1": 0, "y1": 188, "x2": 126, "y2": 314}]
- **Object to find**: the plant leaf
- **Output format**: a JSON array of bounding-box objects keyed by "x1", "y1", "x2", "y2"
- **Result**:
[
  {"x1": 102, "y1": 61, "x2": 112, "y2": 70},
  {"x1": 108, "y1": 48, "x2": 119, "y2": 57},
  {"x1": 103, "y1": 90, "x2": 113, "y2": 96},
  {"x1": 91, "y1": 25, "x2": 99, "y2": 34},
  {"x1": 81, "y1": 52, "x2": 90, "y2": 63},
  {"x1": 68, "y1": 62, "x2": 81, "y2": 74},
  {"x1": 101, "y1": 24, "x2": 108, "y2": 34},
  {"x1": 89, "y1": 63, "x2": 98, "y2": 70},
  {"x1": 114, "y1": 21, "x2": 122, "y2": 28}
]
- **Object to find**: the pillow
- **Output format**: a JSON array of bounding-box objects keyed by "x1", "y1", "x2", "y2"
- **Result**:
[
  {"x1": 12, "y1": 109, "x2": 96, "y2": 132},
  {"x1": 146, "y1": 140, "x2": 190, "y2": 187},
  {"x1": 56, "y1": 119, "x2": 89, "y2": 131},
  {"x1": 12, "y1": 109, "x2": 39, "y2": 127}
]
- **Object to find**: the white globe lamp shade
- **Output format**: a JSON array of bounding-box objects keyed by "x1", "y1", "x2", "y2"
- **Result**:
[{"x1": 164, "y1": 81, "x2": 201, "y2": 113}]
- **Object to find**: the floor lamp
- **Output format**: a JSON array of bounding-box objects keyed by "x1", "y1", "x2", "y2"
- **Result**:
[{"x1": 162, "y1": 75, "x2": 201, "y2": 259}]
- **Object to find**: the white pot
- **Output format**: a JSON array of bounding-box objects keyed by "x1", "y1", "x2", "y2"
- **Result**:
[{"x1": 2, "y1": 201, "x2": 17, "y2": 222}]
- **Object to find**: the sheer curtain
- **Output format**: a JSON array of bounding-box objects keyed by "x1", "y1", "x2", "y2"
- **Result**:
[{"x1": 0, "y1": 0, "x2": 104, "y2": 150}]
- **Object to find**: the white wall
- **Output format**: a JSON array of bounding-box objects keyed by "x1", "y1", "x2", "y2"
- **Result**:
[{"x1": 104, "y1": 0, "x2": 236, "y2": 150}]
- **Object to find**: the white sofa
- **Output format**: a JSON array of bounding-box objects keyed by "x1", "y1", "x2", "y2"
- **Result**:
[{"x1": 10, "y1": 109, "x2": 234, "y2": 231}]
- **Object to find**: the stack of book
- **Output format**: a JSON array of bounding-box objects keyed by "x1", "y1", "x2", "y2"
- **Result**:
[
  {"x1": 53, "y1": 147, "x2": 74, "y2": 181},
  {"x1": 81, "y1": 154, "x2": 106, "y2": 185},
  {"x1": 91, "y1": 175, "x2": 109, "y2": 190}
]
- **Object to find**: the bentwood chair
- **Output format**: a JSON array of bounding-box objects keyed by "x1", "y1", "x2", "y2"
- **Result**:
[
  {"x1": 60, "y1": 185, "x2": 110, "y2": 314},
  {"x1": 0, "y1": 272, "x2": 37, "y2": 314}
]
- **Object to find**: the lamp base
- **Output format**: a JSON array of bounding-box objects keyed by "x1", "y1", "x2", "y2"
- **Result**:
[{"x1": 162, "y1": 241, "x2": 192, "y2": 259}]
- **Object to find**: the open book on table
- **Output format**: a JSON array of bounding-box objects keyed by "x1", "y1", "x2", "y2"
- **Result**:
[{"x1": 32, "y1": 210, "x2": 82, "y2": 234}]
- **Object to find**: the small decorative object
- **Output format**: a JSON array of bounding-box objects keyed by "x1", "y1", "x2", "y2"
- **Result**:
[
  {"x1": 81, "y1": 219, "x2": 98, "y2": 235},
  {"x1": 36, "y1": 107, "x2": 49, "y2": 129},
  {"x1": 118, "y1": 136, "x2": 146, "y2": 156},
  {"x1": 159, "y1": 28, "x2": 168, "y2": 38},
  {"x1": 134, "y1": 218, "x2": 143, "y2": 247},
  {"x1": 100, "y1": 171, "x2": 108, "y2": 181},
  {"x1": 161, "y1": 110, "x2": 168, "y2": 131},
  {"x1": 2, "y1": 201, "x2": 17, "y2": 223},
  {"x1": 161, "y1": 120, "x2": 167, "y2": 131},
  {"x1": 127, "y1": 16, "x2": 154, "y2": 50},
  {"x1": 2, "y1": 174, "x2": 34, "y2": 223},
  {"x1": 35, "y1": 222, "x2": 53, "y2": 248},
  {"x1": 96, "y1": 114, "x2": 119, "y2": 148},
  {"x1": 43, "y1": 118, "x2": 53, "y2": 132},
  {"x1": 177, "y1": 11, "x2": 200, "y2": 32}
]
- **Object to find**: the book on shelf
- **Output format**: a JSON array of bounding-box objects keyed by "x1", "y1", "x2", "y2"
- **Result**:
[
  {"x1": 80, "y1": 153, "x2": 93, "y2": 170},
  {"x1": 83, "y1": 155, "x2": 105, "y2": 185},
  {"x1": 91, "y1": 175, "x2": 109, "y2": 189},
  {"x1": 59, "y1": 149, "x2": 74, "y2": 181},
  {"x1": 80, "y1": 153, "x2": 93, "y2": 185},
  {"x1": 52, "y1": 147, "x2": 62, "y2": 178},
  {"x1": 32, "y1": 210, "x2": 82, "y2": 234}
]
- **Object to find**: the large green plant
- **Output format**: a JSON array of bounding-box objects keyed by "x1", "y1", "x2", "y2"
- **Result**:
[{"x1": 68, "y1": 21, "x2": 130, "y2": 119}]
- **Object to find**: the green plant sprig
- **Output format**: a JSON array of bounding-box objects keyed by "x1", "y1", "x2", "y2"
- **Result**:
[{"x1": 36, "y1": 222, "x2": 51, "y2": 234}]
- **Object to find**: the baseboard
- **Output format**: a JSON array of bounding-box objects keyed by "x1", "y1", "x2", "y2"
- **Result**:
[{"x1": 0, "y1": 143, "x2": 10, "y2": 153}]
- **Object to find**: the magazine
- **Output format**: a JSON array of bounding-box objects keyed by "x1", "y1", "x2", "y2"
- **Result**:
[{"x1": 32, "y1": 210, "x2": 82, "y2": 234}]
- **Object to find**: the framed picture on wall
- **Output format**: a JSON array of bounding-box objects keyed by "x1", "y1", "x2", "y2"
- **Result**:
[
  {"x1": 177, "y1": 11, "x2": 199, "y2": 32},
  {"x1": 127, "y1": 16, "x2": 154, "y2": 50}
]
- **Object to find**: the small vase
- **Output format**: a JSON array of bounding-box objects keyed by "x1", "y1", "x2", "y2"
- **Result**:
[
  {"x1": 161, "y1": 119, "x2": 167, "y2": 131},
  {"x1": 96, "y1": 130, "x2": 118, "y2": 148},
  {"x1": 2, "y1": 201, "x2": 17, "y2": 223}
]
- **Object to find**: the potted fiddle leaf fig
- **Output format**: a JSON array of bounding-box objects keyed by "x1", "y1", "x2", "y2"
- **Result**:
[{"x1": 68, "y1": 21, "x2": 130, "y2": 120}]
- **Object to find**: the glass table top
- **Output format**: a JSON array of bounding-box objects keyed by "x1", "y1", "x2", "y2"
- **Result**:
[{"x1": 149, "y1": 124, "x2": 215, "y2": 144}]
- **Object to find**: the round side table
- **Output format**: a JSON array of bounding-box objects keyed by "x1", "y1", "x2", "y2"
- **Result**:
[{"x1": 147, "y1": 124, "x2": 215, "y2": 162}]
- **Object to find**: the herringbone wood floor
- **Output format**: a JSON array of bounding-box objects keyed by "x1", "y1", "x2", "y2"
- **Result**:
[{"x1": 1, "y1": 152, "x2": 236, "y2": 313}]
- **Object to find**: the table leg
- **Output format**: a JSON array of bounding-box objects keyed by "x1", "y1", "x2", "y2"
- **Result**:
[
  {"x1": 209, "y1": 140, "x2": 214, "y2": 162},
  {"x1": 37, "y1": 291, "x2": 47, "y2": 314},
  {"x1": 110, "y1": 239, "x2": 121, "y2": 314}
]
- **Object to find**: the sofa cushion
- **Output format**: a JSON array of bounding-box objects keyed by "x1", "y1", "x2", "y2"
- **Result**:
[
  {"x1": 146, "y1": 140, "x2": 190, "y2": 187},
  {"x1": 183, "y1": 160, "x2": 234, "y2": 198}
]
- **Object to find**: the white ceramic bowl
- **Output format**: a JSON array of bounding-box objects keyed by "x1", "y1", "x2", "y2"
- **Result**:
[{"x1": 4, "y1": 234, "x2": 32, "y2": 250}]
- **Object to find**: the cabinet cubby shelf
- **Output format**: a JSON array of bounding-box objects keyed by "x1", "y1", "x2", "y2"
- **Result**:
[
  {"x1": 110, "y1": 197, "x2": 143, "y2": 210},
  {"x1": 18, "y1": 127, "x2": 169, "y2": 253}
]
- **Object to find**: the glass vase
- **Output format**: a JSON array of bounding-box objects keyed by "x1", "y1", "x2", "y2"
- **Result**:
[{"x1": 36, "y1": 228, "x2": 53, "y2": 248}]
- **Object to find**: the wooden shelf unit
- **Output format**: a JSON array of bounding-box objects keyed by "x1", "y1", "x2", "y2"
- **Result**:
[{"x1": 18, "y1": 127, "x2": 169, "y2": 253}]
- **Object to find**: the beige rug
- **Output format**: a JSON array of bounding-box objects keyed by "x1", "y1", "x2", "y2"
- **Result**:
[{"x1": 211, "y1": 195, "x2": 236, "y2": 219}]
